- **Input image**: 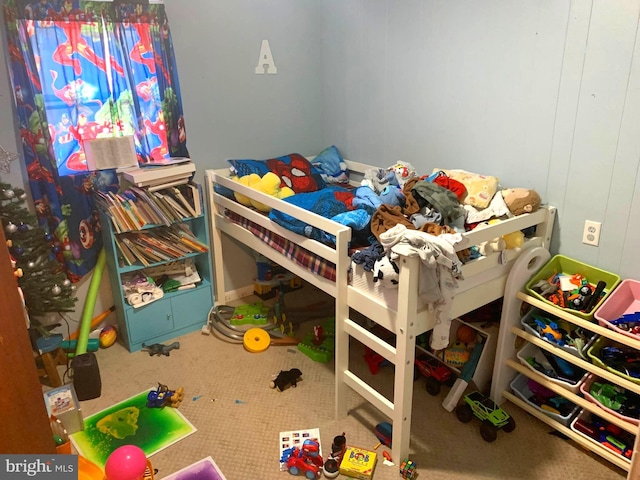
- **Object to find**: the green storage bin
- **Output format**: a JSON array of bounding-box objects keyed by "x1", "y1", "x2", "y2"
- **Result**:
[
  {"x1": 587, "y1": 336, "x2": 640, "y2": 386},
  {"x1": 525, "y1": 255, "x2": 621, "y2": 320}
]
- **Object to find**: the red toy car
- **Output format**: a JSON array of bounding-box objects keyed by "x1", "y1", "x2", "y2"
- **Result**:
[
  {"x1": 280, "y1": 439, "x2": 323, "y2": 479},
  {"x1": 414, "y1": 356, "x2": 454, "y2": 395}
]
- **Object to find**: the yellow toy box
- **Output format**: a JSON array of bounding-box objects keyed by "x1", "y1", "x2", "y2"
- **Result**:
[{"x1": 339, "y1": 446, "x2": 377, "y2": 479}]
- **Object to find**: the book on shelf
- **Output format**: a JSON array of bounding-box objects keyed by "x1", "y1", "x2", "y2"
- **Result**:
[
  {"x1": 179, "y1": 182, "x2": 202, "y2": 217},
  {"x1": 158, "y1": 192, "x2": 190, "y2": 219},
  {"x1": 130, "y1": 186, "x2": 172, "y2": 226},
  {"x1": 170, "y1": 186, "x2": 197, "y2": 217},
  {"x1": 114, "y1": 236, "x2": 137, "y2": 266},
  {"x1": 120, "y1": 238, "x2": 150, "y2": 266}
]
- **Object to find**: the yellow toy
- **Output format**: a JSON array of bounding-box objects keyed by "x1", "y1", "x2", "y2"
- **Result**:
[{"x1": 233, "y1": 172, "x2": 295, "y2": 212}]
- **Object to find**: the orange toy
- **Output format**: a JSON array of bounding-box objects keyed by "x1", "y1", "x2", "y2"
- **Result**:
[{"x1": 456, "y1": 325, "x2": 477, "y2": 345}]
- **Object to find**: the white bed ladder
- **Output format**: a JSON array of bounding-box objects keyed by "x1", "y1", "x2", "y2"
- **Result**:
[{"x1": 335, "y1": 254, "x2": 421, "y2": 463}]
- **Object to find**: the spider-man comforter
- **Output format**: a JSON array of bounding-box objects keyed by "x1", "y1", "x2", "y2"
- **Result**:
[{"x1": 268, "y1": 186, "x2": 377, "y2": 246}]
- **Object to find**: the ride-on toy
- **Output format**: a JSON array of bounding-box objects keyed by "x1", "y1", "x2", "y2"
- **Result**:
[
  {"x1": 280, "y1": 438, "x2": 323, "y2": 479},
  {"x1": 455, "y1": 391, "x2": 516, "y2": 442}
]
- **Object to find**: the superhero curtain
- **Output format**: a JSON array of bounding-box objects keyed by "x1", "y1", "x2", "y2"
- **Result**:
[{"x1": 3, "y1": 0, "x2": 188, "y2": 279}]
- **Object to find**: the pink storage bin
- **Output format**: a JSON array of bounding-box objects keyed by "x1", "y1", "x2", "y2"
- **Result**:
[
  {"x1": 580, "y1": 374, "x2": 640, "y2": 426},
  {"x1": 595, "y1": 279, "x2": 640, "y2": 340}
]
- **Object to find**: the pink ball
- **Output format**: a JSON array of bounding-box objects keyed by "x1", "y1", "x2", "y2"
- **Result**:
[{"x1": 105, "y1": 445, "x2": 147, "y2": 480}]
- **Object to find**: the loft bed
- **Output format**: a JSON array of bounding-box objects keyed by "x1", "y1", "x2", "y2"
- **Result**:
[{"x1": 205, "y1": 158, "x2": 556, "y2": 462}]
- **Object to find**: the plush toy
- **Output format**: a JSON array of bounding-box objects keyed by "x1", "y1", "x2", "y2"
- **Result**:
[
  {"x1": 233, "y1": 172, "x2": 295, "y2": 212},
  {"x1": 372, "y1": 254, "x2": 399, "y2": 288},
  {"x1": 502, "y1": 188, "x2": 541, "y2": 216},
  {"x1": 361, "y1": 168, "x2": 398, "y2": 194},
  {"x1": 474, "y1": 221, "x2": 506, "y2": 256},
  {"x1": 378, "y1": 185, "x2": 405, "y2": 207},
  {"x1": 390, "y1": 161, "x2": 417, "y2": 187}
]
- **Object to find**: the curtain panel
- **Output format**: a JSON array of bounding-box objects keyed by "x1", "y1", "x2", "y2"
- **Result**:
[{"x1": 3, "y1": 0, "x2": 188, "y2": 278}]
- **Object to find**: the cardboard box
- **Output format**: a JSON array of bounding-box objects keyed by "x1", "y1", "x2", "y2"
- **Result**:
[
  {"x1": 339, "y1": 446, "x2": 377, "y2": 479},
  {"x1": 44, "y1": 384, "x2": 84, "y2": 434}
]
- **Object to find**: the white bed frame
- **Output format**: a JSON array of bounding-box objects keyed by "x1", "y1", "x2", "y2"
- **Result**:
[{"x1": 205, "y1": 160, "x2": 556, "y2": 462}]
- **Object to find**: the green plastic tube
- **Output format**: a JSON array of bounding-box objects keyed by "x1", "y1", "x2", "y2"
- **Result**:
[{"x1": 76, "y1": 249, "x2": 106, "y2": 356}]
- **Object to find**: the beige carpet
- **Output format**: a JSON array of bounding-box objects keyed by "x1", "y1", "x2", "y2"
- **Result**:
[{"x1": 68, "y1": 284, "x2": 626, "y2": 480}]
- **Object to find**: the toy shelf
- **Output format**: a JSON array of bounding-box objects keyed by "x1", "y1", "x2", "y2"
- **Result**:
[{"x1": 491, "y1": 247, "x2": 640, "y2": 477}]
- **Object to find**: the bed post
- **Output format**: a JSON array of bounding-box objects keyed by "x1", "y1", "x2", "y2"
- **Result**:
[
  {"x1": 206, "y1": 171, "x2": 226, "y2": 304},
  {"x1": 334, "y1": 228, "x2": 351, "y2": 420},
  {"x1": 391, "y1": 254, "x2": 421, "y2": 463}
]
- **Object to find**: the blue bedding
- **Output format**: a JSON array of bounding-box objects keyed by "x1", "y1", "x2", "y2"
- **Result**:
[{"x1": 268, "y1": 186, "x2": 375, "y2": 245}]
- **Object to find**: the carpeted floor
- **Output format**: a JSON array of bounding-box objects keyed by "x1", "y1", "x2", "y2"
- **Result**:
[{"x1": 64, "y1": 284, "x2": 627, "y2": 480}]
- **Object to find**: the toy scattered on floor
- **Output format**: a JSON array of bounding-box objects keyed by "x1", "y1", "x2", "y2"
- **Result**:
[
  {"x1": 99, "y1": 325, "x2": 118, "y2": 348},
  {"x1": 270, "y1": 368, "x2": 303, "y2": 392},
  {"x1": 104, "y1": 444, "x2": 154, "y2": 480},
  {"x1": 280, "y1": 438, "x2": 323, "y2": 479},
  {"x1": 298, "y1": 318, "x2": 336, "y2": 363},
  {"x1": 455, "y1": 391, "x2": 516, "y2": 442},
  {"x1": 339, "y1": 445, "x2": 378, "y2": 479},
  {"x1": 229, "y1": 302, "x2": 269, "y2": 326},
  {"x1": 147, "y1": 383, "x2": 184, "y2": 408},
  {"x1": 414, "y1": 355, "x2": 454, "y2": 396},
  {"x1": 323, "y1": 432, "x2": 347, "y2": 478},
  {"x1": 374, "y1": 421, "x2": 392, "y2": 448},
  {"x1": 141, "y1": 341, "x2": 180, "y2": 356},
  {"x1": 399, "y1": 459, "x2": 417, "y2": 479}
]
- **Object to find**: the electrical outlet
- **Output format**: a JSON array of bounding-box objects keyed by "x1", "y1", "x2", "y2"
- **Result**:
[{"x1": 583, "y1": 220, "x2": 601, "y2": 246}]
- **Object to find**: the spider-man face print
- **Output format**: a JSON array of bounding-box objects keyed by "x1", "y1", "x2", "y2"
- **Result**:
[{"x1": 266, "y1": 154, "x2": 324, "y2": 193}]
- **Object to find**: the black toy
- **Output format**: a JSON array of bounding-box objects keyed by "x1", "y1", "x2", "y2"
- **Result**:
[
  {"x1": 270, "y1": 368, "x2": 302, "y2": 392},
  {"x1": 142, "y1": 341, "x2": 180, "y2": 356}
]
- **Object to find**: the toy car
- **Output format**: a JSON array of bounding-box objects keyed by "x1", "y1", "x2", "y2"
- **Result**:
[
  {"x1": 455, "y1": 391, "x2": 515, "y2": 442},
  {"x1": 280, "y1": 438, "x2": 323, "y2": 479},
  {"x1": 414, "y1": 355, "x2": 454, "y2": 395}
]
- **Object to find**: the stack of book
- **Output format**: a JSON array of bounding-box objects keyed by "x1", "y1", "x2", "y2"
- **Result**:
[
  {"x1": 95, "y1": 183, "x2": 202, "y2": 233},
  {"x1": 114, "y1": 224, "x2": 208, "y2": 267}
]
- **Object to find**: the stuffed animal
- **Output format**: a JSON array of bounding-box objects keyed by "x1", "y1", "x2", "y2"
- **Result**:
[
  {"x1": 502, "y1": 188, "x2": 541, "y2": 216},
  {"x1": 372, "y1": 254, "x2": 399, "y2": 288},
  {"x1": 361, "y1": 168, "x2": 398, "y2": 194},
  {"x1": 474, "y1": 221, "x2": 506, "y2": 256},
  {"x1": 378, "y1": 185, "x2": 405, "y2": 207},
  {"x1": 233, "y1": 172, "x2": 295, "y2": 212}
]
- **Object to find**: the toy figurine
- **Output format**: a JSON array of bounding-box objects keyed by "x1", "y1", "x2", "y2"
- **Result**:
[
  {"x1": 142, "y1": 341, "x2": 180, "y2": 356},
  {"x1": 147, "y1": 383, "x2": 184, "y2": 408},
  {"x1": 269, "y1": 368, "x2": 302, "y2": 392}
]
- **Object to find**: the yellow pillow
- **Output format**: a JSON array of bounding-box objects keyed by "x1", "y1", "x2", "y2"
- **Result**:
[{"x1": 434, "y1": 169, "x2": 499, "y2": 209}]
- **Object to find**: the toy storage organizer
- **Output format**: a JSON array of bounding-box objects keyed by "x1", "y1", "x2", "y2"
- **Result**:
[{"x1": 492, "y1": 248, "x2": 640, "y2": 474}]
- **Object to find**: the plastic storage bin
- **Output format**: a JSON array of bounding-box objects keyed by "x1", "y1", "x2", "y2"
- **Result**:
[
  {"x1": 521, "y1": 307, "x2": 596, "y2": 359},
  {"x1": 580, "y1": 374, "x2": 640, "y2": 426},
  {"x1": 516, "y1": 342, "x2": 588, "y2": 393},
  {"x1": 525, "y1": 255, "x2": 621, "y2": 320},
  {"x1": 570, "y1": 409, "x2": 634, "y2": 463},
  {"x1": 587, "y1": 336, "x2": 640, "y2": 386},
  {"x1": 595, "y1": 279, "x2": 640, "y2": 340},
  {"x1": 510, "y1": 373, "x2": 580, "y2": 426}
]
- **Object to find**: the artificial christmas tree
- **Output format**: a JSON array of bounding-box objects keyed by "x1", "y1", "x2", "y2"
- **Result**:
[{"x1": 0, "y1": 182, "x2": 77, "y2": 321}]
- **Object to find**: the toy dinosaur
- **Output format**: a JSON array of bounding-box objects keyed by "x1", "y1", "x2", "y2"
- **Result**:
[{"x1": 141, "y1": 341, "x2": 180, "y2": 356}]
